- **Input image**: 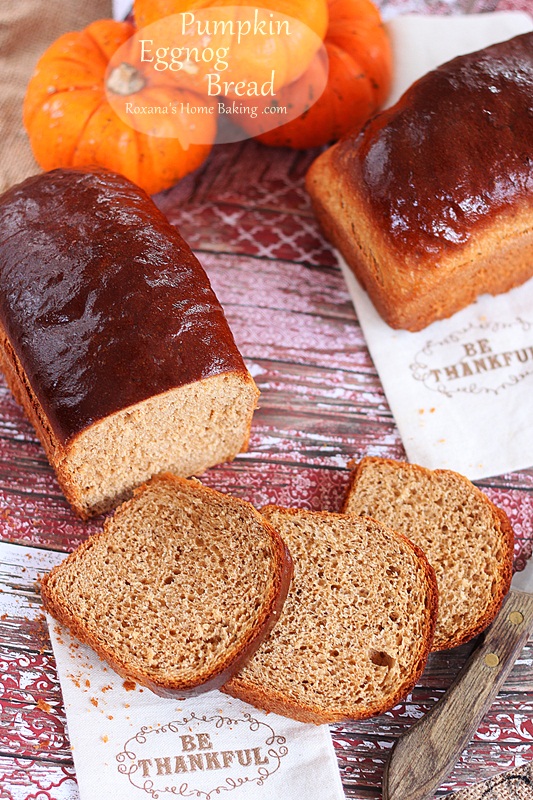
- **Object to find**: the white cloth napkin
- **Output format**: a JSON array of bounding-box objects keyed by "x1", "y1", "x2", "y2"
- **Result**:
[
  {"x1": 112, "y1": 0, "x2": 131, "y2": 19},
  {"x1": 47, "y1": 615, "x2": 345, "y2": 800},
  {"x1": 341, "y1": 11, "x2": 533, "y2": 481}
]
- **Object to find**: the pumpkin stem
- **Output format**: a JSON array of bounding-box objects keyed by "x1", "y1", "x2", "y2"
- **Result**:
[{"x1": 107, "y1": 62, "x2": 145, "y2": 96}]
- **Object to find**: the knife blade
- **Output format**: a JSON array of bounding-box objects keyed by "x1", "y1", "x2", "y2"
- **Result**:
[{"x1": 383, "y1": 555, "x2": 533, "y2": 800}]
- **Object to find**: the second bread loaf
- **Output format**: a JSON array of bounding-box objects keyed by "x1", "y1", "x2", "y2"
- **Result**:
[{"x1": 306, "y1": 33, "x2": 533, "y2": 331}]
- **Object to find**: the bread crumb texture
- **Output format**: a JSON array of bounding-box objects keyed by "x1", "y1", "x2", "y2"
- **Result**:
[
  {"x1": 224, "y1": 506, "x2": 437, "y2": 723},
  {"x1": 41, "y1": 474, "x2": 287, "y2": 695},
  {"x1": 61, "y1": 373, "x2": 258, "y2": 517},
  {"x1": 344, "y1": 458, "x2": 513, "y2": 650}
]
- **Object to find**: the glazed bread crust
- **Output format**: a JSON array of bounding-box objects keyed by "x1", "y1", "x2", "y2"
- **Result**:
[
  {"x1": 0, "y1": 168, "x2": 259, "y2": 517},
  {"x1": 41, "y1": 474, "x2": 293, "y2": 698},
  {"x1": 344, "y1": 457, "x2": 514, "y2": 650},
  {"x1": 224, "y1": 506, "x2": 438, "y2": 724},
  {"x1": 306, "y1": 32, "x2": 533, "y2": 331}
]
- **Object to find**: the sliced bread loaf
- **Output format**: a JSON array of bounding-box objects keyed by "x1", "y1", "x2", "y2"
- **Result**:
[
  {"x1": 223, "y1": 506, "x2": 438, "y2": 723},
  {"x1": 0, "y1": 168, "x2": 259, "y2": 518},
  {"x1": 40, "y1": 474, "x2": 293, "y2": 698},
  {"x1": 343, "y1": 457, "x2": 514, "y2": 651}
]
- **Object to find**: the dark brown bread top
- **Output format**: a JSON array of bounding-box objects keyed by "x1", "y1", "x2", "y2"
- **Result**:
[
  {"x1": 0, "y1": 168, "x2": 248, "y2": 445},
  {"x1": 333, "y1": 32, "x2": 533, "y2": 262}
]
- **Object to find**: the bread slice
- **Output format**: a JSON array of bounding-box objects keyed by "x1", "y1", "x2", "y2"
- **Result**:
[
  {"x1": 306, "y1": 33, "x2": 533, "y2": 331},
  {"x1": 343, "y1": 457, "x2": 514, "y2": 651},
  {"x1": 0, "y1": 167, "x2": 259, "y2": 518},
  {"x1": 223, "y1": 506, "x2": 438, "y2": 723},
  {"x1": 40, "y1": 474, "x2": 293, "y2": 698}
]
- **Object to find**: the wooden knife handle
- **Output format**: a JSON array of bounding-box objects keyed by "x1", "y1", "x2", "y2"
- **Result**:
[{"x1": 383, "y1": 589, "x2": 533, "y2": 800}]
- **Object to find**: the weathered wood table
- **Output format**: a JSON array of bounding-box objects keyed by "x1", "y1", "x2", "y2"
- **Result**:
[{"x1": 1, "y1": 1, "x2": 532, "y2": 796}]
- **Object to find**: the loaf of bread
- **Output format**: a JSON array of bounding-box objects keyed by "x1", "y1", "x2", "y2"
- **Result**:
[
  {"x1": 41, "y1": 473, "x2": 293, "y2": 697},
  {"x1": 0, "y1": 167, "x2": 259, "y2": 518},
  {"x1": 306, "y1": 32, "x2": 533, "y2": 331},
  {"x1": 343, "y1": 457, "x2": 514, "y2": 650},
  {"x1": 223, "y1": 506, "x2": 438, "y2": 723}
]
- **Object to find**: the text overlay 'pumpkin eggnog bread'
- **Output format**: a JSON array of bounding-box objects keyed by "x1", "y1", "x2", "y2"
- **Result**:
[
  {"x1": 344, "y1": 458, "x2": 514, "y2": 651},
  {"x1": 41, "y1": 474, "x2": 293, "y2": 697},
  {"x1": 0, "y1": 168, "x2": 259, "y2": 518},
  {"x1": 223, "y1": 506, "x2": 438, "y2": 724},
  {"x1": 306, "y1": 32, "x2": 533, "y2": 331}
]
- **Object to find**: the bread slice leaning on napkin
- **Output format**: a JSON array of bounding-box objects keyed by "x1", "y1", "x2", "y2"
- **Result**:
[
  {"x1": 343, "y1": 457, "x2": 514, "y2": 651},
  {"x1": 40, "y1": 474, "x2": 293, "y2": 698},
  {"x1": 223, "y1": 506, "x2": 438, "y2": 723}
]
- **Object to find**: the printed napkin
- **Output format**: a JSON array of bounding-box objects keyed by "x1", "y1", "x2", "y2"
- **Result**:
[
  {"x1": 47, "y1": 615, "x2": 345, "y2": 800},
  {"x1": 341, "y1": 11, "x2": 533, "y2": 481}
]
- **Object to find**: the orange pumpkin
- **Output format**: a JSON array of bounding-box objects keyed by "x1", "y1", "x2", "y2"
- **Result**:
[
  {"x1": 133, "y1": 0, "x2": 329, "y2": 95},
  {"x1": 23, "y1": 19, "x2": 217, "y2": 194},
  {"x1": 134, "y1": 0, "x2": 328, "y2": 40},
  {"x1": 236, "y1": 0, "x2": 392, "y2": 148}
]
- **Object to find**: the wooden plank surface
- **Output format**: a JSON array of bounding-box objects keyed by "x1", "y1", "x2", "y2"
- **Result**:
[{"x1": 1, "y1": 2, "x2": 533, "y2": 797}]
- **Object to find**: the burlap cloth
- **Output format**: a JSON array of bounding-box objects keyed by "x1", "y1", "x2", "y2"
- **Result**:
[
  {"x1": 0, "y1": 0, "x2": 111, "y2": 193},
  {"x1": 443, "y1": 762, "x2": 533, "y2": 799}
]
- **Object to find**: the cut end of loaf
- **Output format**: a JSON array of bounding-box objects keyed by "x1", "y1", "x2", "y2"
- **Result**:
[
  {"x1": 40, "y1": 473, "x2": 292, "y2": 697},
  {"x1": 224, "y1": 506, "x2": 437, "y2": 724},
  {"x1": 57, "y1": 372, "x2": 259, "y2": 518},
  {"x1": 344, "y1": 457, "x2": 514, "y2": 650}
]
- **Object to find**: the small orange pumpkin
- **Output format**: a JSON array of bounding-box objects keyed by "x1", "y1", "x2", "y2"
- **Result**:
[
  {"x1": 134, "y1": 0, "x2": 328, "y2": 41},
  {"x1": 133, "y1": 0, "x2": 328, "y2": 31},
  {"x1": 23, "y1": 19, "x2": 217, "y2": 194},
  {"x1": 133, "y1": 0, "x2": 329, "y2": 95},
  {"x1": 237, "y1": 0, "x2": 392, "y2": 148}
]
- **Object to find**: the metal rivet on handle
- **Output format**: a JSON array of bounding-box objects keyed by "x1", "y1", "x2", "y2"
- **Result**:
[
  {"x1": 484, "y1": 653, "x2": 499, "y2": 668},
  {"x1": 509, "y1": 611, "x2": 524, "y2": 625}
]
